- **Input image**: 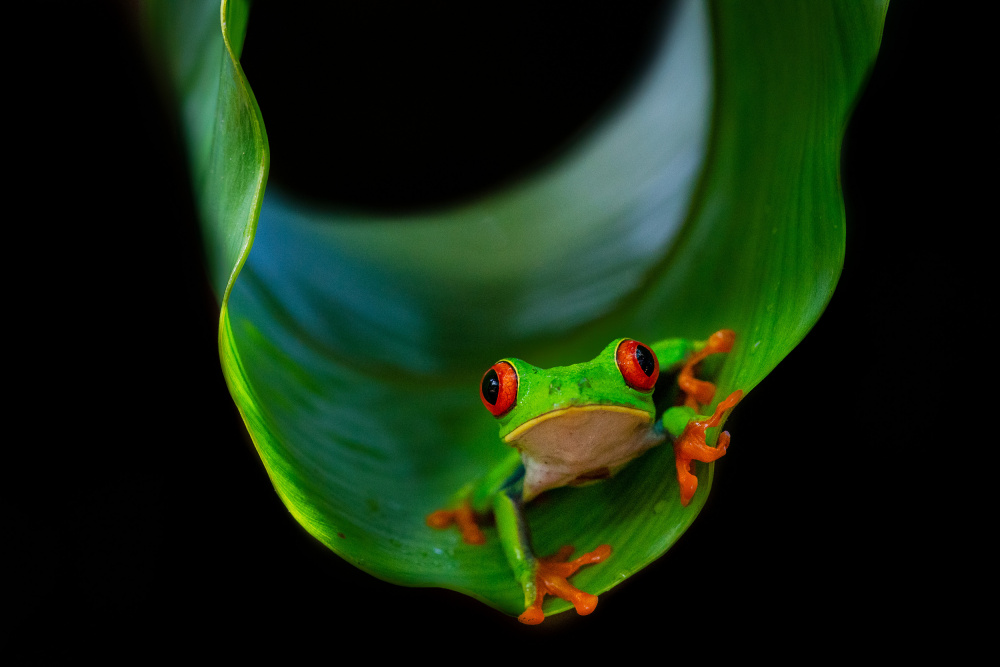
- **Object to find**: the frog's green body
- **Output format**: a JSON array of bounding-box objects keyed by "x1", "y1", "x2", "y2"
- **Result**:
[{"x1": 428, "y1": 331, "x2": 740, "y2": 624}]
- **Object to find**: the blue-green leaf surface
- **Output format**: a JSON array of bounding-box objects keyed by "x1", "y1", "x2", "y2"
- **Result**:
[{"x1": 146, "y1": 0, "x2": 886, "y2": 618}]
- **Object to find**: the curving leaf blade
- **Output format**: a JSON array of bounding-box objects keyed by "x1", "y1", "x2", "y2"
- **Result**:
[{"x1": 145, "y1": 0, "x2": 887, "y2": 619}]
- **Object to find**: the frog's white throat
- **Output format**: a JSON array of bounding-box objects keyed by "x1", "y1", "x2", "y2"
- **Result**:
[{"x1": 505, "y1": 405, "x2": 665, "y2": 502}]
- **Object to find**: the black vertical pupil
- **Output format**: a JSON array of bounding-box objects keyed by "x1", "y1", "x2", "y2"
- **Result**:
[
  {"x1": 634, "y1": 344, "x2": 654, "y2": 376},
  {"x1": 482, "y1": 369, "x2": 500, "y2": 405}
]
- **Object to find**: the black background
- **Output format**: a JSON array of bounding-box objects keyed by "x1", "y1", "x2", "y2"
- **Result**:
[{"x1": 11, "y1": 0, "x2": 967, "y2": 655}]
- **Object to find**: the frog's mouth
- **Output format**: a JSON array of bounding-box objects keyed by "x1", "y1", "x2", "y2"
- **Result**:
[
  {"x1": 504, "y1": 405, "x2": 659, "y2": 501},
  {"x1": 503, "y1": 405, "x2": 651, "y2": 444}
]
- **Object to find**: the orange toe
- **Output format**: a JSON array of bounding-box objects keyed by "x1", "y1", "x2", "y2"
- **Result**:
[
  {"x1": 426, "y1": 501, "x2": 486, "y2": 545},
  {"x1": 674, "y1": 390, "x2": 742, "y2": 506},
  {"x1": 518, "y1": 544, "x2": 611, "y2": 624},
  {"x1": 679, "y1": 330, "x2": 737, "y2": 409}
]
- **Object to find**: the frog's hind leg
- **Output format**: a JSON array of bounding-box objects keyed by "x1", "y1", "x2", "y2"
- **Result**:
[
  {"x1": 659, "y1": 329, "x2": 742, "y2": 506},
  {"x1": 493, "y1": 481, "x2": 611, "y2": 625},
  {"x1": 677, "y1": 329, "x2": 735, "y2": 408},
  {"x1": 649, "y1": 336, "x2": 701, "y2": 373}
]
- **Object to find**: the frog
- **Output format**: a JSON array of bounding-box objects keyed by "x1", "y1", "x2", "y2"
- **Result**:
[{"x1": 427, "y1": 329, "x2": 742, "y2": 624}]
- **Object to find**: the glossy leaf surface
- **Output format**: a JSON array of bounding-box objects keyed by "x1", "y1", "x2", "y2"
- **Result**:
[{"x1": 146, "y1": 0, "x2": 886, "y2": 618}]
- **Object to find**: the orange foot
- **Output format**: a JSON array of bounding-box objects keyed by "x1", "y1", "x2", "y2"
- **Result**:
[
  {"x1": 678, "y1": 329, "x2": 736, "y2": 409},
  {"x1": 518, "y1": 544, "x2": 612, "y2": 625},
  {"x1": 674, "y1": 390, "x2": 743, "y2": 506},
  {"x1": 426, "y1": 501, "x2": 486, "y2": 545}
]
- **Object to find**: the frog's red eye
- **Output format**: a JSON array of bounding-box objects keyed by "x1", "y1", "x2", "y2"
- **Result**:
[
  {"x1": 616, "y1": 339, "x2": 659, "y2": 391},
  {"x1": 481, "y1": 361, "x2": 518, "y2": 417}
]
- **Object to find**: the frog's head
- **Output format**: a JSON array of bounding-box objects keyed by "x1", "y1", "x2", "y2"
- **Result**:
[{"x1": 479, "y1": 339, "x2": 662, "y2": 497}]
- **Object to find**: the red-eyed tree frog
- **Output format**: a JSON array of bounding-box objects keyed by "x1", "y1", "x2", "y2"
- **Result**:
[{"x1": 428, "y1": 330, "x2": 742, "y2": 624}]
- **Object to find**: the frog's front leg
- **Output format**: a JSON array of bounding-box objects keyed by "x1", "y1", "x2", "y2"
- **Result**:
[
  {"x1": 425, "y1": 498, "x2": 487, "y2": 545},
  {"x1": 493, "y1": 481, "x2": 611, "y2": 625},
  {"x1": 659, "y1": 329, "x2": 743, "y2": 505},
  {"x1": 662, "y1": 392, "x2": 742, "y2": 505},
  {"x1": 426, "y1": 450, "x2": 523, "y2": 545}
]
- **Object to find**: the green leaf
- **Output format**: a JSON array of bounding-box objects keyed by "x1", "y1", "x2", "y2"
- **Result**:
[{"x1": 145, "y1": 0, "x2": 886, "y2": 618}]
